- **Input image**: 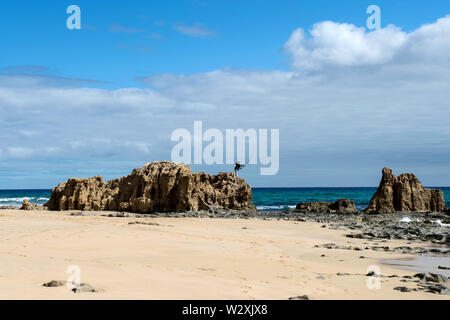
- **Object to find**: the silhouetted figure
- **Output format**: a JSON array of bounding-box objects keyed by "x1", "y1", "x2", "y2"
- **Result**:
[{"x1": 234, "y1": 162, "x2": 245, "y2": 176}]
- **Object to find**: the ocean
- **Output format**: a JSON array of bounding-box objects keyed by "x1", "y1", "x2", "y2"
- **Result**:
[{"x1": 1, "y1": 187, "x2": 450, "y2": 211}]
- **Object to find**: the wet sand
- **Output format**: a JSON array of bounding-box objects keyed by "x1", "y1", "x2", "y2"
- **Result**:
[
  {"x1": 0, "y1": 209, "x2": 448, "y2": 300},
  {"x1": 383, "y1": 255, "x2": 450, "y2": 277}
]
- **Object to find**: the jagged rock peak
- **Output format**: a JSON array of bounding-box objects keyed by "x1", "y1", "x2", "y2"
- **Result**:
[{"x1": 364, "y1": 167, "x2": 447, "y2": 214}]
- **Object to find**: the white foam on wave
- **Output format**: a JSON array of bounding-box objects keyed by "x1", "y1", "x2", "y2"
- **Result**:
[
  {"x1": 0, "y1": 196, "x2": 49, "y2": 205},
  {"x1": 400, "y1": 216, "x2": 422, "y2": 223},
  {"x1": 432, "y1": 220, "x2": 450, "y2": 227},
  {"x1": 256, "y1": 205, "x2": 296, "y2": 210},
  {"x1": 0, "y1": 197, "x2": 30, "y2": 202},
  {"x1": 400, "y1": 216, "x2": 449, "y2": 227}
]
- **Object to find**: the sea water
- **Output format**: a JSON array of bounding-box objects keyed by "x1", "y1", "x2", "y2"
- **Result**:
[
  {"x1": 1, "y1": 187, "x2": 450, "y2": 211},
  {"x1": 0, "y1": 189, "x2": 51, "y2": 207}
]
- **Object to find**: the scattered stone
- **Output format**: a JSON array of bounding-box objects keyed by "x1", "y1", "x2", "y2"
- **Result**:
[
  {"x1": 42, "y1": 280, "x2": 66, "y2": 287},
  {"x1": 414, "y1": 273, "x2": 448, "y2": 284},
  {"x1": 295, "y1": 199, "x2": 358, "y2": 214},
  {"x1": 289, "y1": 295, "x2": 309, "y2": 300},
  {"x1": 128, "y1": 221, "x2": 160, "y2": 226},
  {"x1": 314, "y1": 243, "x2": 353, "y2": 251},
  {"x1": 424, "y1": 284, "x2": 450, "y2": 295},
  {"x1": 394, "y1": 286, "x2": 412, "y2": 292},
  {"x1": 336, "y1": 272, "x2": 350, "y2": 276},
  {"x1": 314, "y1": 241, "x2": 449, "y2": 256},
  {"x1": 72, "y1": 283, "x2": 97, "y2": 293},
  {"x1": 106, "y1": 212, "x2": 130, "y2": 218}
]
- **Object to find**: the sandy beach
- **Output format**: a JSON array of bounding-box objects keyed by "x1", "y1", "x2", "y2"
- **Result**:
[{"x1": 0, "y1": 209, "x2": 448, "y2": 300}]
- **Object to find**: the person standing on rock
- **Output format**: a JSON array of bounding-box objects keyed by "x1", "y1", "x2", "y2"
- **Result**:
[{"x1": 234, "y1": 162, "x2": 245, "y2": 176}]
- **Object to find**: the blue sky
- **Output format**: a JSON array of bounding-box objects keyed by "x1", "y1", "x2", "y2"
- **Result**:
[
  {"x1": 1, "y1": 0, "x2": 450, "y2": 188},
  {"x1": 2, "y1": 0, "x2": 449, "y2": 86}
]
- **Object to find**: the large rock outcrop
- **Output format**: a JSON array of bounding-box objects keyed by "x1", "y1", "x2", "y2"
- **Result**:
[
  {"x1": 364, "y1": 168, "x2": 447, "y2": 214},
  {"x1": 45, "y1": 161, "x2": 255, "y2": 213},
  {"x1": 295, "y1": 199, "x2": 358, "y2": 214}
]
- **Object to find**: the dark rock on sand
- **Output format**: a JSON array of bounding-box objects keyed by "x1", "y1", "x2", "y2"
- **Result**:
[
  {"x1": 289, "y1": 295, "x2": 309, "y2": 300},
  {"x1": 314, "y1": 241, "x2": 450, "y2": 256},
  {"x1": 128, "y1": 221, "x2": 161, "y2": 226},
  {"x1": 414, "y1": 273, "x2": 448, "y2": 284},
  {"x1": 46, "y1": 161, "x2": 255, "y2": 213},
  {"x1": 394, "y1": 286, "x2": 412, "y2": 293},
  {"x1": 43, "y1": 280, "x2": 97, "y2": 293},
  {"x1": 72, "y1": 283, "x2": 97, "y2": 293},
  {"x1": 0, "y1": 205, "x2": 19, "y2": 210},
  {"x1": 365, "y1": 168, "x2": 447, "y2": 214},
  {"x1": 295, "y1": 199, "x2": 358, "y2": 214},
  {"x1": 438, "y1": 266, "x2": 450, "y2": 270},
  {"x1": 424, "y1": 284, "x2": 450, "y2": 295},
  {"x1": 69, "y1": 212, "x2": 84, "y2": 216},
  {"x1": 42, "y1": 280, "x2": 66, "y2": 287},
  {"x1": 314, "y1": 243, "x2": 362, "y2": 251}
]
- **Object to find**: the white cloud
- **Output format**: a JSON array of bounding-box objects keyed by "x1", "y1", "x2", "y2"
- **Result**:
[
  {"x1": 174, "y1": 23, "x2": 217, "y2": 38},
  {"x1": 4, "y1": 147, "x2": 61, "y2": 159},
  {"x1": 407, "y1": 15, "x2": 450, "y2": 60},
  {"x1": 284, "y1": 15, "x2": 450, "y2": 71},
  {"x1": 109, "y1": 24, "x2": 147, "y2": 34},
  {"x1": 69, "y1": 138, "x2": 151, "y2": 155}
]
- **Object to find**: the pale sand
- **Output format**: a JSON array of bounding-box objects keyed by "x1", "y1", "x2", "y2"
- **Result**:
[{"x1": 0, "y1": 210, "x2": 448, "y2": 300}]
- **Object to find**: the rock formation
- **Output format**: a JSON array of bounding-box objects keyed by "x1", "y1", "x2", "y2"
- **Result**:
[
  {"x1": 364, "y1": 168, "x2": 447, "y2": 214},
  {"x1": 295, "y1": 199, "x2": 358, "y2": 214},
  {"x1": 45, "y1": 161, "x2": 255, "y2": 213},
  {"x1": 20, "y1": 199, "x2": 44, "y2": 211}
]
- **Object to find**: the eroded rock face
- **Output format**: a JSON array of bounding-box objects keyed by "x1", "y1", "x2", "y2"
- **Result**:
[
  {"x1": 295, "y1": 199, "x2": 358, "y2": 214},
  {"x1": 45, "y1": 161, "x2": 255, "y2": 213},
  {"x1": 364, "y1": 168, "x2": 447, "y2": 214},
  {"x1": 20, "y1": 199, "x2": 44, "y2": 211}
]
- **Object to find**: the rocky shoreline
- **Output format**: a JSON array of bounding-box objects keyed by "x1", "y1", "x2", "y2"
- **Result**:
[{"x1": 40, "y1": 208, "x2": 446, "y2": 251}]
